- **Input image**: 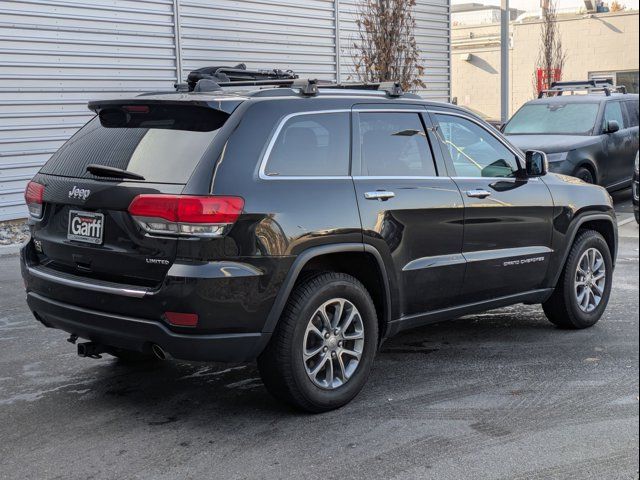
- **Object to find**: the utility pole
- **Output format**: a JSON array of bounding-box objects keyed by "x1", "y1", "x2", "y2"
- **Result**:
[{"x1": 500, "y1": 0, "x2": 510, "y2": 123}]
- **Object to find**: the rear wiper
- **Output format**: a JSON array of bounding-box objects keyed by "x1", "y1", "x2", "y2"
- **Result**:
[{"x1": 86, "y1": 164, "x2": 145, "y2": 181}]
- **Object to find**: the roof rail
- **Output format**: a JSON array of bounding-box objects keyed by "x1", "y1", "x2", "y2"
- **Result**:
[{"x1": 538, "y1": 79, "x2": 627, "y2": 98}]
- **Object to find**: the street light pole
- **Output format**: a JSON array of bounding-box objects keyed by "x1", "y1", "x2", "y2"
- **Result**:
[{"x1": 500, "y1": 0, "x2": 510, "y2": 123}]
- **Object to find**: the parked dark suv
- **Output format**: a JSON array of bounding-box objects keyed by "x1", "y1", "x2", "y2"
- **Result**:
[
  {"x1": 504, "y1": 81, "x2": 639, "y2": 190},
  {"x1": 21, "y1": 68, "x2": 618, "y2": 412}
]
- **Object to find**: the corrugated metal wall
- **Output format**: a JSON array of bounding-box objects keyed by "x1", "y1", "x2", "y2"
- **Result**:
[
  {"x1": 0, "y1": 0, "x2": 450, "y2": 221},
  {"x1": 338, "y1": 0, "x2": 451, "y2": 99}
]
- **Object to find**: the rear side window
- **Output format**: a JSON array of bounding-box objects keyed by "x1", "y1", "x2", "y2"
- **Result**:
[
  {"x1": 624, "y1": 100, "x2": 639, "y2": 127},
  {"x1": 358, "y1": 112, "x2": 437, "y2": 177},
  {"x1": 264, "y1": 112, "x2": 350, "y2": 177},
  {"x1": 602, "y1": 101, "x2": 626, "y2": 129},
  {"x1": 41, "y1": 117, "x2": 220, "y2": 184}
]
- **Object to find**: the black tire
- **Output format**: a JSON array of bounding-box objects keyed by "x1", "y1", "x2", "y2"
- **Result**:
[
  {"x1": 543, "y1": 230, "x2": 613, "y2": 329},
  {"x1": 574, "y1": 167, "x2": 595, "y2": 184},
  {"x1": 110, "y1": 348, "x2": 160, "y2": 364},
  {"x1": 257, "y1": 272, "x2": 378, "y2": 413}
]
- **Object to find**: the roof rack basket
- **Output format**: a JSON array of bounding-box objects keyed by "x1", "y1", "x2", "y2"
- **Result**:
[
  {"x1": 538, "y1": 79, "x2": 627, "y2": 98},
  {"x1": 177, "y1": 65, "x2": 408, "y2": 98}
]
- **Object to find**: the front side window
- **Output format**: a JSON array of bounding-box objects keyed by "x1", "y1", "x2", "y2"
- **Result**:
[
  {"x1": 504, "y1": 103, "x2": 600, "y2": 135},
  {"x1": 435, "y1": 114, "x2": 520, "y2": 178},
  {"x1": 358, "y1": 112, "x2": 437, "y2": 177},
  {"x1": 265, "y1": 112, "x2": 350, "y2": 177},
  {"x1": 603, "y1": 101, "x2": 626, "y2": 130}
]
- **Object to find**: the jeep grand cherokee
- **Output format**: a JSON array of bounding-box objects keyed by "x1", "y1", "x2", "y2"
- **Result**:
[{"x1": 21, "y1": 68, "x2": 618, "y2": 412}]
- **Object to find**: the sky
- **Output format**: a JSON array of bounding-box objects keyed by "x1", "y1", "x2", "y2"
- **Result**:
[{"x1": 451, "y1": 0, "x2": 640, "y2": 10}]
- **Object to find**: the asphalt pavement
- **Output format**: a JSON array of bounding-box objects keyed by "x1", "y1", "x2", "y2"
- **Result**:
[{"x1": 0, "y1": 199, "x2": 638, "y2": 480}]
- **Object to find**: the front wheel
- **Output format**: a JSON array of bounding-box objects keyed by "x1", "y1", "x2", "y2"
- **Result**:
[
  {"x1": 258, "y1": 272, "x2": 378, "y2": 413},
  {"x1": 574, "y1": 167, "x2": 595, "y2": 184},
  {"x1": 543, "y1": 230, "x2": 613, "y2": 329}
]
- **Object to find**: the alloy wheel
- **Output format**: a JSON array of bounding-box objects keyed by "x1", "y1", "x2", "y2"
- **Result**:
[
  {"x1": 574, "y1": 248, "x2": 606, "y2": 313},
  {"x1": 302, "y1": 298, "x2": 365, "y2": 390}
]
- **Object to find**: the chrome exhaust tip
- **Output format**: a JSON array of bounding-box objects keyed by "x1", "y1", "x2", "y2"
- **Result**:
[{"x1": 151, "y1": 343, "x2": 167, "y2": 360}]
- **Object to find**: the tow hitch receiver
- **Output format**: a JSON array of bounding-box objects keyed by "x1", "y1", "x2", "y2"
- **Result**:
[{"x1": 77, "y1": 342, "x2": 110, "y2": 359}]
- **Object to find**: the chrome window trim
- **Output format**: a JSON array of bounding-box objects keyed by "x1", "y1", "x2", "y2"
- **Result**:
[
  {"x1": 427, "y1": 109, "x2": 526, "y2": 174},
  {"x1": 351, "y1": 175, "x2": 538, "y2": 182},
  {"x1": 353, "y1": 175, "x2": 440, "y2": 180},
  {"x1": 258, "y1": 109, "x2": 352, "y2": 181},
  {"x1": 353, "y1": 108, "x2": 427, "y2": 113}
]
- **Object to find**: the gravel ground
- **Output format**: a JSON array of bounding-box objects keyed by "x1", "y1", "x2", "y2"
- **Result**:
[
  {"x1": 0, "y1": 220, "x2": 29, "y2": 246},
  {"x1": 0, "y1": 211, "x2": 637, "y2": 479}
]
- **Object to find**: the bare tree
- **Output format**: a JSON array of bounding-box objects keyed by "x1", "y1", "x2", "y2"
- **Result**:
[
  {"x1": 351, "y1": 0, "x2": 425, "y2": 91},
  {"x1": 610, "y1": 1, "x2": 625, "y2": 12},
  {"x1": 535, "y1": 0, "x2": 566, "y2": 94}
]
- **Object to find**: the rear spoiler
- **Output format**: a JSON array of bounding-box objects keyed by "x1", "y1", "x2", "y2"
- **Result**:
[
  {"x1": 87, "y1": 99, "x2": 234, "y2": 132},
  {"x1": 88, "y1": 98, "x2": 240, "y2": 115}
]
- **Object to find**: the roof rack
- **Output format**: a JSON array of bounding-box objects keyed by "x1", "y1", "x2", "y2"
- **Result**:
[
  {"x1": 538, "y1": 79, "x2": 627, "y2": 98},
  {"x1": 178, "y1": 63, "x2": 298, "y2": 92},
  {"x1": 175, "y1": 65, "x2": 409, "y2": 98}
]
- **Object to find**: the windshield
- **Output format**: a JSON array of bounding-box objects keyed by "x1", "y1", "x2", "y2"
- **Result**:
[{"x1": 504, "y1": 103, "x2": 600, "y2": 135}]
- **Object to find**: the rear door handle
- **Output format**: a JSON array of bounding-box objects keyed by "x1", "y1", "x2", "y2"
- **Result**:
[
  {"x1": 364, "y1": 191, "x2": 395, "y2": 201},
  {"x1": 466, "y1": 189, "x2": 491, "y2": 199}
]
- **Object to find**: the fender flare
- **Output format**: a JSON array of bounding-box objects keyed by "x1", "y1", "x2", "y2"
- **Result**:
[
  {"x1": 549, "y1": 212, "x2": 618, "y2": 287},
  {"x1": 260, "y1": 243, "x2": 392, "y2": 336}
]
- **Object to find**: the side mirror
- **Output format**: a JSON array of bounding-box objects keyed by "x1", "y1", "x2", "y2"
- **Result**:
[
  {"x1": 605, "y1": 120, "x2": 620, "y2": 133},
  {"x1": 525, "y1": 150, "x2": 548, "y2": 177}
]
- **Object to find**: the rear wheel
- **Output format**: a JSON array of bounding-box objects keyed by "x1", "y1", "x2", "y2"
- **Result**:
[
  {"x1": 543, "y1": 230, "x2": 613, "y2": 329},
  {"x1": 258, "y1": 272, "x2": 378, "y2": 412},
  {"x1": 574, "y1": 167, "x2": 595, "y2": 184}
]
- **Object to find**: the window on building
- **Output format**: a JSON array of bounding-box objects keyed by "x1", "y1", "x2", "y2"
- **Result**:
[
  {"x1": 265, "y1": 112, "x2": 350, "y2": 177},
  {"x1": 589, "y1": 71, "x2": 639, "y2": 94},
  {"x1": 358, "y1": 112, "x2": 437, "y2": 177}
]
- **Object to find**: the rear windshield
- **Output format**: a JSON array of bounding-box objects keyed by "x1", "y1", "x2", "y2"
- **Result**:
[
  {"x1": 40, "y1": 117, "x2": 220, "y2": 184},
  {"x1": 504, "y1": 102, "x2": 600, "y2": 135}
]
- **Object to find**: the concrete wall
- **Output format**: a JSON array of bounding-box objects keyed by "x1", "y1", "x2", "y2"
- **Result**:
[{"x1": 452, "y1": 11, "x2": 640, "y2": 119}]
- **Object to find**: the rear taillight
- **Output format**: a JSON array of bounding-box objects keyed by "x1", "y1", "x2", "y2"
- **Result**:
[
  {"x1": 128, "y1": 195, "x2": 244, "y2": 237},
  {"x1": 24, "y1": 181, "x2": 45, "y2": 219}
]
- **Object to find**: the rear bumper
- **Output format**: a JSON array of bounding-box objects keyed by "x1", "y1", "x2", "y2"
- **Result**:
[{"x1": 27, "y1": 291, "x2": 268, "y2": 362}]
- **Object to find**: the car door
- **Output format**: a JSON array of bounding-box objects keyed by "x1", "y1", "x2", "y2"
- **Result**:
[
  {"x1": 624, "y1": 99, "x2": 640, "y2": 171},
  {"x1": 601, "y1": 100, "x2": 633, "y2": 188},
  {"x1": 429, "y1": 109, "x2": 555, "y2": 304},
  {"x1": 351, "y1": 105, "x2": 465, "y2": 318}
]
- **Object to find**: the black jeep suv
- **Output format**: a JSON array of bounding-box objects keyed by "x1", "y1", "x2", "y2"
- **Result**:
[
  {"x1": 21, "y1": 70, "x2": 618, "y2": 412},
  {"x1": 504, "y1": 80, "x2": 639, "y2": 190}
]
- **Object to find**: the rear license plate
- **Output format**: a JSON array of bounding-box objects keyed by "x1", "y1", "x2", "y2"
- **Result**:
[{"x1": 68, "y1": 210, "x2": 104, "y2": 245}]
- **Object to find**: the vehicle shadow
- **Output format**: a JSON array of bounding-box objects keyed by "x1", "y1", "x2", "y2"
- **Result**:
[{"x1": 64, "y1": 304, "x2": 575, "y2": 421}]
